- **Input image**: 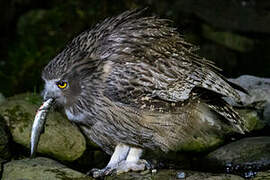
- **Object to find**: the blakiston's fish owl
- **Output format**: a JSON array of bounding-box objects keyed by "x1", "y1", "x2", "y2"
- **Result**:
[{"x1": 42, "y1": 9, "x2": 247, "y2": 177}]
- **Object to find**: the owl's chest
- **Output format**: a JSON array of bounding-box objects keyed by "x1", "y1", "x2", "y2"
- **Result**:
[{"x1": 65, "y1": 109, "x2": 89, "y2": 125}]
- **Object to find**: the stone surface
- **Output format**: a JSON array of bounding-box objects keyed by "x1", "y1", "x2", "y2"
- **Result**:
[
  {"x1": 2, "y1": 157, "x2": 93, "y2": 180},
  {"x1": 105, "y1": 169, "x2": 244, "y2": 180},
  {"x1": 0, "y1": 93, "x2": 86, "y2": 161},
  {"x1": 237, "y1": 109, "x2": 264, "y2": 132},
  {"x1": 228, "y1": 75, "x2": 270, "y2": 128},
  {"x1": 264, "y1": 103, "x2": 270, "y2": 126},
  {"x1": 229, "y1": 75, "x2": 270, "y2": 105},
  {"x1": 205, "y1": 137, "x2": 270, "y2": 172},
  {"x1": 254, "y1": 170, "x2": 270, "y2": 180},
  {"x1": 1, "y1": 158, "x2": 246, "y2": 180}
]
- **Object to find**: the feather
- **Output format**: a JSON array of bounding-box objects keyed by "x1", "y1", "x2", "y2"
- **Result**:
[{"x1": 42, "y1": 9, "x2": 247, "y2": 154}]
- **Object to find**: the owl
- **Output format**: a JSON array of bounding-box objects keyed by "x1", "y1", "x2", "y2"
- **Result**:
[{"x1": 42, "y1": 9, "x2": 246, "y2": 177}]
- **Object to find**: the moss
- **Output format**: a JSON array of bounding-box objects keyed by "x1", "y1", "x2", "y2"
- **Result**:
[
  {"x1": 178, "y1": 136, "x2": 223, "y2": 152},
  {"x1": 238, "y1": 109, "x2": 265, "y2": 131},
  {"x1": 44, "y1": 169, "x2": 92, "y2": 180},
  {"x1": 3, "y1": 105, "x2": 31, "y2": 130}
]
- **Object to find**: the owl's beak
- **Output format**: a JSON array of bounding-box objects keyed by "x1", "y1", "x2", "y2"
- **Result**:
[{"x1": 42, "y1": 89, "x2": 55, "y2": 102}]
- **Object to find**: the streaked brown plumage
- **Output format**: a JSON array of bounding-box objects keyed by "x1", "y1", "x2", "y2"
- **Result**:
[{"x1": 42, "y1": 9, "x2": 246, "y2": 176}]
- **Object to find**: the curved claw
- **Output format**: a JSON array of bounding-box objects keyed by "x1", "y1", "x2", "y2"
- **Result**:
[
  {"x1": 88, "y1": 167, "x2": 114, "y2": 178},
  {"x1": 114, "y1": 159, "x2": 151, "y2": 175},
  {"x1": 140, "y1": 159, "x2": 153, "y2": 170}
]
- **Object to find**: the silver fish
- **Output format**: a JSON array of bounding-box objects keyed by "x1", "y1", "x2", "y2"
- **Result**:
[{"x1": 30, "y1": 98, "x2": 54, "y2": 158}]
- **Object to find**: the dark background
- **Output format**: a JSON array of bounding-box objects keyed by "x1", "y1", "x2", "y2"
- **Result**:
[{"x1": 1, "y1": 0, "x2": 269, "y2": 97}]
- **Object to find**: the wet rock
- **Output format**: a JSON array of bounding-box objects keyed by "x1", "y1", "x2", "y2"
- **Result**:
[
  {"x1": 264, "y1": 103, "x2": 270, "y2": 126},
  {"x1": 228, "y1": 75, "x2": 270, "y2": 128},
  {"x1": 229, "y1": 75, "x2": 270, "y2": 105},
  {"x1": 2, "y1": 157, "x2": 93, "y2": 180},
  {"x1": 237, "y1": 109, "x2": 264, "y2": 131},
  {"x1": 143, "y1": 150, "x2": 193, "y2": 170},
  {"x1": 205, "y1": 137, "x2": 270, "y2": 173},
  {"x1": 254, "y1": 170, "x2": 270, "y2": 180},
  {"x1": 0, "y1": 93, "x2": 86, "y2": 161},
  {"x1": 105, "y1": 169, "x2": 244, "y2": 180}
]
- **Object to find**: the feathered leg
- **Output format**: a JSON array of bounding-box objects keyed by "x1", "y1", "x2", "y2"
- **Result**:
[
  {"x1": 91, "y1": 143, "x2": 130, "y2": 178},
  {"x1": 115, "y1": 146, "x2": 149, "y2": 174},
  {"x1": 91, "y1": 144, "x2": 150, "y2": 177}
]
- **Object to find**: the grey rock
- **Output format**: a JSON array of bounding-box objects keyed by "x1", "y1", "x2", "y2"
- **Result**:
[
  {"x1": 2, "y1": 157, "x2": 93, "y2": 180},
  {"x1": 229, "y1": 75, "x2": 270, "y2": 127},
  {"x1": 263, "y1": 103, "x2": 270, "y2": 126},
  {"x1": 205, "y1": 137, "x2": 270, "y2": 171},
  {"x1": 105, "y1": 169, "x2": 244, "y2": 180},
  {"x1": 229, "y1": 75, "x2": 270, "y2": 105},
  {"x1": 0, "y1": 93, "x2": 86, "y2": 161},
  {"x1": 1, "y1": 158, "x2": 245, "y2": 180}
]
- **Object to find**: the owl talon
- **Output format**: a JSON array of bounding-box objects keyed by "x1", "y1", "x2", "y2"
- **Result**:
[
  {"x1": 88, "y1": 167, "x2": 113, "y2": 178},
  {"x1": 92, "y1": 169, "x2": 104, "y2": 178},
  {"x1": 87, "y1": 159, "x2": 151, "y2": 177},
  {"x1": 140, "y1": 159, "x2": 153, "y2": 170},
  {"x1": 115, "y1": 159, "x2": 149, "y2": 175}
]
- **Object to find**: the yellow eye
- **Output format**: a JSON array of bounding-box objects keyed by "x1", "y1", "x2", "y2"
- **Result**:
[{"x1": 56, "y1": 81, "x2": 67, "y2": 89}]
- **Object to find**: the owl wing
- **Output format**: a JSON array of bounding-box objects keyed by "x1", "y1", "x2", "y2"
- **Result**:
[
  {"x1": 103, "y1": 52, "x2": 240, "y2": 105},
  {"x1": 102, "y1": 54, "x2": 246, "y2": 133},
  {"x1": 84, "y1": 9, "x2": 241, "y2": 104},
  {"x1": 101, "y1": 35, "x2": 240, "y2": 105}
]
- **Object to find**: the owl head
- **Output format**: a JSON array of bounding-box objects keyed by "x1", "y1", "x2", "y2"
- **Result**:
[
  {"x1": 41, "y1": 47, "x2": 103, "y2": 108},
  {"x1": 42, "y1": 60, "x2": 81, "y2": 107}
]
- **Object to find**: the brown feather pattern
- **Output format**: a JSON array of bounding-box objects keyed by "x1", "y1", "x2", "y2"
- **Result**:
[{"x1": 42, "y1": 9, "x2": 247, "y2": 154}]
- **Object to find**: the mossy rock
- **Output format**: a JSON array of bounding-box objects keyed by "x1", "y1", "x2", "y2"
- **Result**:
[
  {"x1": 0, "y1": 93, "x2": 86, "y2": 161},
  {"x1": 254, "y1": 170, "x2": 270, "y2": 180},
  {"x1": 2, "y1": 157, "x2": 93, "y2": 180},
  {"x1": 237, "y1": 109, "x2": 265, "y2": 131},
  {"x1": 105, "y1": 169, "x2": 244, "y2": 180},
  {"x1": 205, "y1": 136, "x2": 270, "y2": 173}
]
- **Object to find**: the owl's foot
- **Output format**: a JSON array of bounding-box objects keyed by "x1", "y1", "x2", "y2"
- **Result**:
[
  {"x1": 90, "y1": 167, "x2": 113, "y2": 178},
  {"x1": 114, "y1": 159, "x2": 151, "y2": 175},
  {"x1": 90, "y1": 159, "x2": 151, "y2": 178},
  {"x1": 88, "y1": 144, "x2": 148, "y2": 178}
]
